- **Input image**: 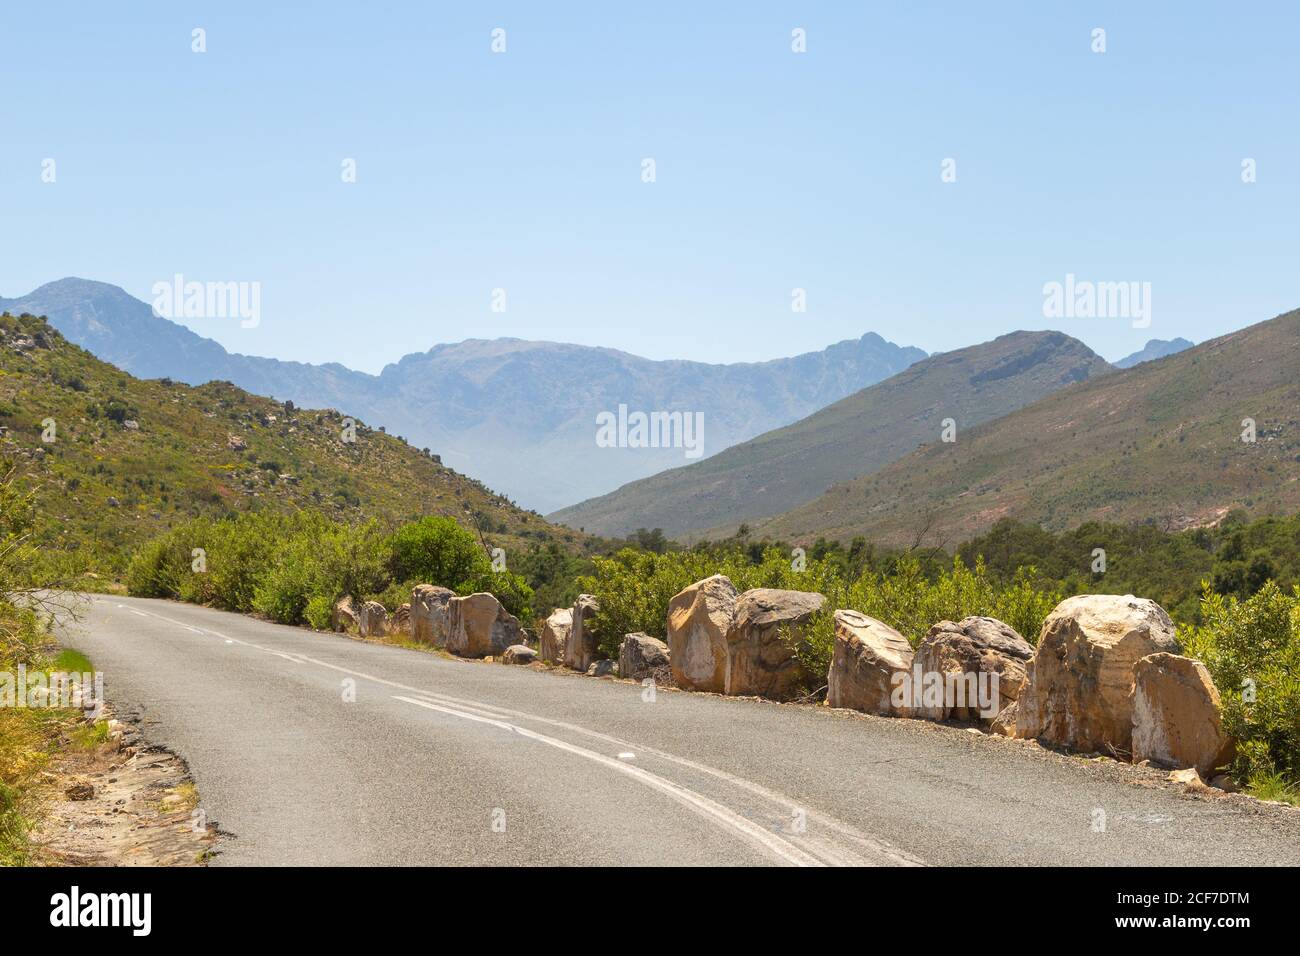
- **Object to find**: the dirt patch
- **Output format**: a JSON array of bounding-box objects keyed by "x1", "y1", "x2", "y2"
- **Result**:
[{"x1": 30, "y1": 705, "x2": 216, "y2": 866}]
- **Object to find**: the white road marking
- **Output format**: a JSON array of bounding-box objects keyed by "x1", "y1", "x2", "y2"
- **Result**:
[{"x1": 392, "y1": 695, "x2": 821, "y2": 867}]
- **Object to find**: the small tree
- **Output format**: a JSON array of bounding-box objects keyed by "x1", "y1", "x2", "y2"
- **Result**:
[{"x1": 387, "y1": 516, "x2": 489, "y2": 589}]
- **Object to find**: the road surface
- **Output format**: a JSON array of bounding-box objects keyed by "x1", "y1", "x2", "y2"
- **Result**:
[{"x1": 55, "y1": 594, "x2": 1300, "y2": 866}]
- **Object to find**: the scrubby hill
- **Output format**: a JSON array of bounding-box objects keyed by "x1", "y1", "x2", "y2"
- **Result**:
[
  {"x1": 0, "y1": 312, "x2": 585, "y2": 570},
  {"x1": 552, "y1": 330, "x2": 1113, "y2": 540},
  {"x1": 753, "y1": 309, "x2": 1300, "y2": 547}
]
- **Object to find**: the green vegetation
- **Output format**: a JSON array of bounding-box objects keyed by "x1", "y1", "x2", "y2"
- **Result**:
[
  {"x1": 578, "y1": 546, "x2": 838, "y2": 657},
  {"x1": 798, "y1": 558, "x2": 1061, "y2": 679},
  {"x1": 711, "y1": 511, "x2": 1300, "y2": 627},
  {"x1": 126, "y1": 510, "x2": 537, "y2": 624},
  {"x1": 577, "y1": 545, "x2": 1059, "y2": 678},
  {"x1": 389, "y1": 516, "x2": 490, "y2": 588},
  {"x1": 956, "y1": 513, "x2": 1300, "y2": 624},
  {"x1": 1184, "y1": 583, "x2": 1300, "y2": 802},
  {"x1": 0, "y1": 459, "x2": 88, "y2": 865},
  {"x1": 49, "y1": 649, "x2": 94, "y2": 675}
]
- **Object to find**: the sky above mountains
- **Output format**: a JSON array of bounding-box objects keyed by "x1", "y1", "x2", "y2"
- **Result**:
[{"x1": 3, "y1": 2, "x2": 1298, "y2": 372}]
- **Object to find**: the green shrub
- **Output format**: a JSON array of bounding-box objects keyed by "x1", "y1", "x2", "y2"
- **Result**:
[
  {"x1": 252, "y1": 535, "x2": 325, "y2": 624},
  {"x1": 312, "y1": 519, "x2": 389, "y2": 604},
  {"x1": 205, "y1": 514, "x2": 283, "y2": 612},
  {"x1": 303, "y1": 594, "x2": 335, "y2": 631},
  {"x1": 125, "y1": 522, "x2": 209, "y2": 601},
  {"x1": 1183, "y1": 582, "x2": 1300, "y2": 794},
  {"x1": 511, "y1": 544, "x2": 592, "y2": 618},
  {"x1": 388, "y1": 516, "x2": 489, "y2": 588}
]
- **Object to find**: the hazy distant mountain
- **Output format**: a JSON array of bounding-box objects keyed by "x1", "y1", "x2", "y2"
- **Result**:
[
  {"x1": 752, "y1": 311, "x2": 1299, "y2": 547},
  {"x1": 3, "y1": 278, "x2": 926, "y2": 513},
  {"x1": 551, "y1": 331, "x2": 1114, "y2": 539},
  {"x1": 1115, "y1": 338, "x2": 1194, "y2": 368}
]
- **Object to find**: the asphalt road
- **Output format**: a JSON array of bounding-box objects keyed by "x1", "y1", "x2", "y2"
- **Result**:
[{"x1": 55, "y1": 594, "x2": 1300, "y2": 866}]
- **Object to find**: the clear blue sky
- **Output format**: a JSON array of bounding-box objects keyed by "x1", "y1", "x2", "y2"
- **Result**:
[{"x1": 3, "y1": 2, "x2": 1297, "y2": 371}]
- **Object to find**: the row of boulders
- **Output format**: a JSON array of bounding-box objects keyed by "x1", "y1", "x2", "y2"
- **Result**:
[
  {"x1": 333, "y1": 585, "x2": 528, "y2": 660},
  {"x1": 533, "y1": 596, "x2": 671, "y2": 682},
  {"x1": 534, "y1": 580, "x2": 1234, "y2": 779},
  {"x1": 330, "y1": 575, "x2": 1233, "y2": 779},
  {"x1": 826, "y1": 591, "x2": 1233, "y2": 778}
]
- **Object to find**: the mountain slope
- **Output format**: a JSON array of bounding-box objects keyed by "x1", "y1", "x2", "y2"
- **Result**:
[
  {"x1": 1115, "y1": 337, "x2": 1194, "y2": 368},
  {"x1": 753, "y1": 310, "x2": 1300, "y2": 547},
  {"x1": 0, "y1": 311, "x2": 584, "y2": 566},
  {"x1": 4, "y1": 279, "x2": 926, "y2": 513},
  {"x1": 551, "y1": 331, "x2": 1114, "y2": 539}
]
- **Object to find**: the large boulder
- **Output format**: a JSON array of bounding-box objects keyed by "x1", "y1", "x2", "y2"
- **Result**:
[
  {"x1": 1132, "y1": 653, "x2": 1234, "y2": 776},
  {"x1": 446, "y1": 592, "x2": 525, "y2": 658},
  {"x1": 564, "y1": 594, "x2": 602, "y2": 672},
  {"x1": 913, "y1": 617, "x2": 1035, "y2": 722},
  {"x1": 1013, "y1": 594, "x2": 1181, "y2": 754},
  {"x1": 392, "y1": 603, "x2": 412, "y2": 637},
  {"x1": 724, "y1": 588, "x2": 825, "y2": 700},
  {"x1": 410, "y1": 585, "x2": 455, "y2": 646},
  {"x1": 826, "y1": 610, "x2": 915, "y2": 715},
  {"x1": 358, "y1": 601, "x2": 389, "y2": 638},
  {"x1": 331, "y1": 596, "x2": 359, "y2": 633},
  {"x1": 619, "y1": 633, "x2": 672, "y2": 684},
  {"x1": 540, "y1": 608, "x2": 573, "y2": 664},
  {"x1": 667, "y1": 575, "x2": 737, "y2": 692}
]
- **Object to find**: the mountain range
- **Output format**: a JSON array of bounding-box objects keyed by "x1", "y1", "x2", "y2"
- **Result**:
[
  {"x1": 552, "y1": 331, "x2": 1115, "y2": 538},
  {"x1": 0, "y1": 279, "x2": 926, "y2": 513},
  {"x1": 8, "y1": 279, "x2": 1293, "y2": 559}
]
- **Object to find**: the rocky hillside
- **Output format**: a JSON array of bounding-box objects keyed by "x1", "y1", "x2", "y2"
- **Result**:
[
  {"x1": 4, "y1": 279, "x2": 927, "y2": 513},
  {"x1": 551, "y1": 331, "x2": 1113, "y2": 540},
  {"x1": 0, "y1": 311, "x2": 586, "y2": 565},
  {"x1": 753, "y1": 309, "x2": 1300, "y2": 547}
]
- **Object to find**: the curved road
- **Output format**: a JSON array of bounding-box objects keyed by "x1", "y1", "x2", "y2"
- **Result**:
[{"x1": 56, "y1": 595, "x2": 1300, "y2": 866}]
